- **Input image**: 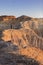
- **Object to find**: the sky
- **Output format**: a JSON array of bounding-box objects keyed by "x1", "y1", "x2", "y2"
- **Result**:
[{"x1": 0, "y1": 0, "x2": 43, "y2": 18}]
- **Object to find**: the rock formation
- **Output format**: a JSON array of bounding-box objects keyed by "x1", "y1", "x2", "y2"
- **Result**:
[
  {"x1": 0, "y1": 15, "x2": 16, "y2": 21},
  {"x1": 0, "y1": 15, "x2": 43, "y2": 65}
]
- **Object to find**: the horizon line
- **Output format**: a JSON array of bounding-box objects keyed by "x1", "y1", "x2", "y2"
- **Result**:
[{"x1": 0, "y1": 14, "x2": 43, "y2": 18}]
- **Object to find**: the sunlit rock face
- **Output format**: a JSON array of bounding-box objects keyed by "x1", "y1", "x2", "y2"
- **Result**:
[
  {"x1": 2, "y1": 30, "x2": 11, "y2": 41},
  {"x1": 0, "y1": 15, "x2": 43, "y2": 65},
  {"x1": 2, "y1": 29, "x2": 43, "y2": 50},
  {"x1": 0, "y1": 29, "x2": 43, "y2": 65}
]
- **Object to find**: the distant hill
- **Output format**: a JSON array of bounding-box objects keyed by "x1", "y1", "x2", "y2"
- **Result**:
[{"x1": 0, "y1": 15, "x2": 16, "y2": 21}]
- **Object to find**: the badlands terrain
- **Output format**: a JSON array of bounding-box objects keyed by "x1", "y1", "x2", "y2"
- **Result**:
[{"x1": 0, "y1": 15, "x2": 43, "y2": 65}]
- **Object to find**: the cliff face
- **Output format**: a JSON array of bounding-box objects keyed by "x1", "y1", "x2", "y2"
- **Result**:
[
  {"x1": 2, "y1": 29, "x2": 43, "y2": 50},
  {"x1": 12, "y1": 15, "x2": 43, "y2": 37},
  {"x1": 1, "y1": 29, "x2": 43, "y2": 65},
  {"x1": 0, "y1": 15, "x2": 43, "y2": 65}
]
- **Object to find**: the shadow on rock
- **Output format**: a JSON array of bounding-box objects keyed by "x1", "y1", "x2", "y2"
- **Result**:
[
  {"x1": 0, "y1": 52, "x2": 39, "y2": 65},
  {"x1": 0, "y1": 40, "x2": 19, "y2": 53}
]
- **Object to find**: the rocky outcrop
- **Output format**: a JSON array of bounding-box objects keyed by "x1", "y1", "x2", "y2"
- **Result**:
[
  {"x1": 0, "y1": 15, "x2": 16, "y2": 30},
  {"x1": 0, "y1": 29, "x2": 43, "y2": 65},
  {"x1": 12, "y1": 15, "x2": 43, "y2": 37},
  {"x1": 0, "y1": 15, "x2": 43, "y2": 65},
  {"x1": 0, "y1": 15, "x2": 43, "y2": 37},
  {"x1": 0, "y1": 15, "x2": 16, "y2": 21},
  {"x1": 2, "y1": 29, "x2": 43, "y2": 50}
]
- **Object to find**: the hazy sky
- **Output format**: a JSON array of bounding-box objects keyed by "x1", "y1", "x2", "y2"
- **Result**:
[{"x1": 0, "y1": 0, "x2": 43, "y2": 18}]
